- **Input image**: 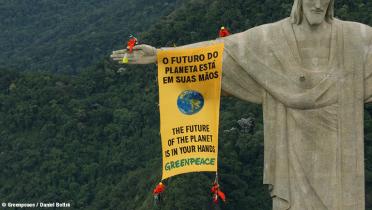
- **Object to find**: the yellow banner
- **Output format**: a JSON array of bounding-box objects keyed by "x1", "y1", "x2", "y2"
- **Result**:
[{"x1": 157, "y1": 43, "x2": 224, "y2": 180}]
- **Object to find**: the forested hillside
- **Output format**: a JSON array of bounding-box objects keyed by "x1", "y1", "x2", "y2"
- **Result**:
[
  {"x1": 0, "y1": 0, "x2": 180, "y2": 73},
  {"x1": 1, "y1": 0, "x2": 372, "y2": 210}
]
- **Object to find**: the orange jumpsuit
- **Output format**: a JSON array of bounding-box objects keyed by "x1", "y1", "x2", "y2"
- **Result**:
[
  {"x1": 127, "y1": 37, "x2": 138, "y2": 53},
  {"x1": 211, "y1": 183, "x2": 226, "y2": 203},
  {"x1": 219, "y1": 28, "x2": 231, "y2": 37}
]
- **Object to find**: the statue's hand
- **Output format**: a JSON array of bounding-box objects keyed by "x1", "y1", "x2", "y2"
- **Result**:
[{"x1": 110, "y1": 44, "x2": 157, "y2": 64}]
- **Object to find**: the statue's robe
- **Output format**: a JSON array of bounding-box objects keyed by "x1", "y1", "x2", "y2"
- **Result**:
[{"x1": 221, "y1": 18, "x2": 372, "y2": 210}]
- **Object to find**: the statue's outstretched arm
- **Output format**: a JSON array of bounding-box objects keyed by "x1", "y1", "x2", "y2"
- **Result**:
[
  {"x1": 111, "y1": 44, "x2": 158, "y2": 64},
  {"x1": 110, "y1": 40, "x2": 220, "y2": 65}
]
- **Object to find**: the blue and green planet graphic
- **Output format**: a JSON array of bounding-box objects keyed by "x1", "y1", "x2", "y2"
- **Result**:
[{"x1": 177, "y1": 90, "x2": 204, "y2": 115}]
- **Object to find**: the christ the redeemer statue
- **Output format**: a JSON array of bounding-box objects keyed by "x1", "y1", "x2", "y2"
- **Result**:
[{"x1": 111, "y1": 0, "x2": 372, "y2": 209}]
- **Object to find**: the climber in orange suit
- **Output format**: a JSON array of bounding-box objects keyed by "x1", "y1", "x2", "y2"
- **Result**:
[{"x1": 218, "y1": 26, "x2": 231, "y2": 37}]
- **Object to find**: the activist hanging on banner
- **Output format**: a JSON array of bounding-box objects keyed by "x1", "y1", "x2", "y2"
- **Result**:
[{"x1": 157, "y1": 43, "x2": 224, "y2": 180}]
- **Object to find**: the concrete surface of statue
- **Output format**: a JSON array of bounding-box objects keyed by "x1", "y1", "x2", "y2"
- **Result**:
[{"x1": 111, "y1": 0, "x2": 372, "y2": 209}]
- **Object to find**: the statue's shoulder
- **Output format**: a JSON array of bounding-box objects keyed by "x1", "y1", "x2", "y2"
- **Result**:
[
  {"x1": 335, "y1": 18, "x2": 371, "y2": 30},
  {"x1": 332, "y1": 19, "x2": 372, "y2": 54},
  {"x1": 241, "y1": 18, "x2": 288, "y2": 34},
  {"x1": 334, "y1": 19, "x2": 372, "y2": 42},
  {"x1": 235, "y1": 18, "x2": 288, "y2": 41}
]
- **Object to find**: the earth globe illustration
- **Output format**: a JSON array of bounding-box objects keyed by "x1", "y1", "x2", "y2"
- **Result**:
[{"x1": 177, "y1": 90, "x2": 204, "y2": 115}]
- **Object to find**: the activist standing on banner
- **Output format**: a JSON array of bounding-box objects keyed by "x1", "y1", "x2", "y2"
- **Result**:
[{"x1": 111, "y1": 0, "x2": 372, "y2": 209}]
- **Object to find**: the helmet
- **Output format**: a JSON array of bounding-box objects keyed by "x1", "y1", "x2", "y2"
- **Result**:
[{"x1": 221, "y1": 26, "x2": 225, "y2": 29}]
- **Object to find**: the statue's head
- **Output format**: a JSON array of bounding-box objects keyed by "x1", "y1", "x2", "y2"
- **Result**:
[{"x1": 290, "y1": 0, "x2": 334, "y2": 25}]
